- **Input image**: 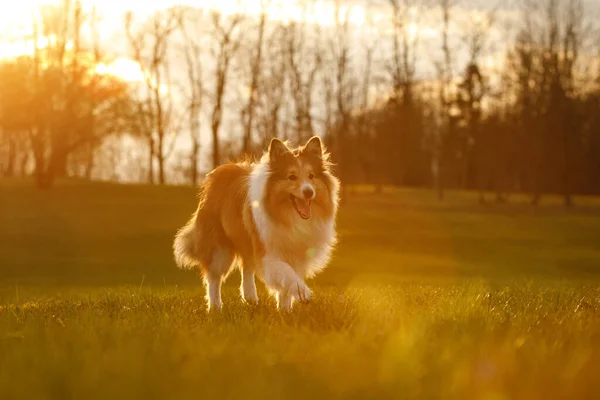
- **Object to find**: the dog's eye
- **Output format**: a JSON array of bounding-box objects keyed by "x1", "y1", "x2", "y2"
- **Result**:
[
  {"x1": 309, "y1": 174, "x2": 315, "y2": 180},
  {"x1": 288, "y1": 175, "x2": 298, "y2": 181}
]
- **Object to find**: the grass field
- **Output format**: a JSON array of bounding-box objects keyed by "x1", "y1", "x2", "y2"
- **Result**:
[{"x1": 1, "y1": 181, "x2": 600, "y2": 399}]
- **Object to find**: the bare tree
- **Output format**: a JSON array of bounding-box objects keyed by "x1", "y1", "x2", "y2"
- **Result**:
[
  {"x1": 70, "y1": 5, "x2": 109, "y2": 180},
  {"x1": 15, "y1": 0, "x2": 129, "y2": 188},
  {"x1": 179, "y1": 7, "x2": 205, "y2": 185},
  {"x1": 458, "y1": 8, "x2": 496, "y2": 200},
  {"x1": 388, "y1": 0, "x2": 421, "y2": 105},
  {"x1": 433, "y1": 0, "x2": 458, "y2": 200},
  {"x1": 240, "y1": 1, "x2": 268, "y2": 155},
  {"x1": 283, "y1": 2, "x2": 323, "y2": 143},
  {"x1": 384, "y1": 0, "x2": 427, "y2": 188},
  {"x1": 328, "y1": 1, "x2": 356, "y2": 189},
  {"x1": 123, "y1": 18, "x2": 154, "y2": 183},
  {"x1": 256, "y1": 23, "x2": 287, "y2": 145},
  {"x1": 356, "y1": 10, "x2": 380, "y2": 186},
  {"x1": 552, "y1": 0, "x2": 587, "y2": 207},
  {"x1": 511, "y1": 0, "x2": 589, "y2": 206},
  {"x1": 125, "y1": 8, "x2": 180, "y2": 185},
  {"x1": 208, "y1": 10, "x2": 244, "y2": 168}
]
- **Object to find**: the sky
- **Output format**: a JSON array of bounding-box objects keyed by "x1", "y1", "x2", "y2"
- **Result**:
[
  {"x1": 1, "y1": 0, "x2": 597, "y2": 80},
  {"x1": 0, "y1": 0, "x2": 498, "y2": 59}
]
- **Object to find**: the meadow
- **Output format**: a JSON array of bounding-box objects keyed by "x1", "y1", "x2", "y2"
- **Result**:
[{"x1": 1, "y1": 181, "x2": 600, "y2": 399}]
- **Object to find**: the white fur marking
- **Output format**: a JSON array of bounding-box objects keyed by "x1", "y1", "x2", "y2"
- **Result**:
[
  {"x1": 205, "y1": 275, "x2": 222, "y2": 310},
  {"x1": 249, "y1": 158, "x2": 271, "y2": 244},
  {"x1": 260, "y1": 254, "x2": 312, "y2": 308}
]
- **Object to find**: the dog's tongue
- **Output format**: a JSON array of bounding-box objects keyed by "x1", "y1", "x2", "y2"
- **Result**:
[{"x1": 294, "y1": 197, "x2": 311, "y2": 219}]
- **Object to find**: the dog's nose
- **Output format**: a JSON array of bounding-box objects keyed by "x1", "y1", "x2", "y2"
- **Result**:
[{"x1": 303, "y1": 187, "x2": 315, "y2": 199}]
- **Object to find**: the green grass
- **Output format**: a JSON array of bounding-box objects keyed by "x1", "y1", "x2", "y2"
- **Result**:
[{"x1": 1, "y1": 181, "x2": 600, "y2": 399}]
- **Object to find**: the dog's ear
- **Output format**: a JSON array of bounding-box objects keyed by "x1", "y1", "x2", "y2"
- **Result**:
[
  {"x1": 303, "y1": 136, "x2": 323, "y2": 159},
  {"x1": 268, "y1": 138, "x2": 291, "y2": 163}
]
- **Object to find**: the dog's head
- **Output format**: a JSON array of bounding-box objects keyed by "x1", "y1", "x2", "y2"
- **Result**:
[{"x1": 264, "y1": 136, "x2": 338, "y2": 222}]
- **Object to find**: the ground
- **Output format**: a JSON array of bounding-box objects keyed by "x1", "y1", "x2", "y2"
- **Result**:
[{"x1": 1, "y1": 181, "x2": 600, "y2": 399}]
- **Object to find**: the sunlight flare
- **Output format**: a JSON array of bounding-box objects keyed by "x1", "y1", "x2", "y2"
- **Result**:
[{"x1": 95, "y1": 58, "x2": 144, "y2": 82}]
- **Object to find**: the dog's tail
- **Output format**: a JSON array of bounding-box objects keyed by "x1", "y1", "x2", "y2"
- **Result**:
[{"x1": 173, "y1": 217, "x2": 200, "y2": 270}]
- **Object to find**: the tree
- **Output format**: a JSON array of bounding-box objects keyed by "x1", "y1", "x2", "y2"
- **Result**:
[
  {"x1": 125, "y1": 7, "x2": 181, "y2": 185},
  {"x1": 457, "y1": 9, "x2": 495, "y2": 200},
  {"x1": 433, "y1": 0, "x2": 458, "y2": 200},
  {"x1": 10, "y1": 0, "x2": 130, "y2": 188},
  {"x1": 179, "y1": 7, "x2": 206, "y2": 185},
  {"x1": 255, "y1": 23, "x2": 287, "y2": 145},
  {"x1": 354, "y1": 9, "x2": 379, "y2": 186},
  {"x1": 239, "y1": 1, "x2": 268, "y2": 155},
  {"x1": 328, "y1": 1, "x2": 355, "y2": 187},
  {"x1": 283, "y1": 3, "x2": 323, "y2": 143},
  {"x1": 509, "y1": 0, "x2": 588, "y2": 206},
  {"x1": 385, "y1": 0, "x2": 427, "y2": 187},
  {"x1": 0, "y1": 57, "x2": 33, "y2": 178},
  {"x1": 207, "y1": 10, "x2": 244, "y2": 168}
]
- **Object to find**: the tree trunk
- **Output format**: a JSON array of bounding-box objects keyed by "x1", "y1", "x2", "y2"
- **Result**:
[
  {"x1": 563, "y1": 120, "x2": 573, "y2": 207},
  {"x1": 530, "y1": 159, "x2": 542, "y2": 206},
  {"x1": 436, "y1": 152, "x2": 445, "y2": 201},
  {"x1": 148, "y1": 137, "x2": 155, "y2": 184},
  {"x1": 157, "y1": 134, "x2": 165, "y2": 185},
  {"x1": 270, "y1": 109, "x2": 280, "y2": 140},
  {"x1": 50, "y1": 146, "x2": 68, "y2": 179},
  {"x1": 530, "y1": 131, "x2": 542, "y2": 206},
  {"x1": 4, "y1": 133, "x2": 16, "y2": 177},
  {"x1": 84, "y1": 145, "x2": 94, "y2": 181},
  {"x1": 190, "y1": 140, "x2": 199, "y2": 186},
  {"x1": 41, "y1": 146, "x2": 71, "y2": 188},
  {"x1": 212, "y1": 117, "x2": 220, "y2": 169},
  {"x1": 30, "y1": 129, "x2": 49, "y2": 189},
  {"x1": 19, "y1": 149, "x2": 29, "y2": 178}
]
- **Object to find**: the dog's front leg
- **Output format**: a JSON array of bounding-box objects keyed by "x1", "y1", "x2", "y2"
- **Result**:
[{"x1": 259, "y1": 254, "x2": 311, "y2": 310}]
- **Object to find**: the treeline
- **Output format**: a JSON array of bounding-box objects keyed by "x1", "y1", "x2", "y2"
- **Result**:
[
  {"x1": 0, "y1": 0, "x2": 599, "y2": 206},
  {"x1": 328, "y1": 0, "x2": 600, "y2": 205},
  {"x1": 0, "y1": 2, "x2": 131, "y2": 188}
]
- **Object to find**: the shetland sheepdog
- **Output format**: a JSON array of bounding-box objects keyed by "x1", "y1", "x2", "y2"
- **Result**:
[{"x1": 173, "y1": 136, "x2": 340, "y2": 310}]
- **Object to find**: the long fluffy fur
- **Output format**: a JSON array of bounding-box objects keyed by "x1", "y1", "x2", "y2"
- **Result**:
[
  {"x1": 172, "y1": 136, "x2": 339, "y2": 310},
  {"x1": 173, "y1": 216, "x2": 198, "y2": 270}
]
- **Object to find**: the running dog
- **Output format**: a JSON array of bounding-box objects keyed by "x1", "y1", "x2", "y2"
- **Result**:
[{"x1": 173, "y1": 136, "x2": 339, "y2": 310}]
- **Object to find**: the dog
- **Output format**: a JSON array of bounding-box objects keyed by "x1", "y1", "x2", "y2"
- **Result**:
[{"x1": 173, "y1": 136, "x2": 340, "y2": 311}]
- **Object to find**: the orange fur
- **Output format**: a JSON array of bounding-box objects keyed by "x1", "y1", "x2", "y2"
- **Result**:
[{"x1": 173, "y1": 136, "x2": 339, "y2": 310}]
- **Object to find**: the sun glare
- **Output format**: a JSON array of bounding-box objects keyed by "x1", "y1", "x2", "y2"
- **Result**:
[
  {"x1": 95, "y1": 58, "x2": 144, "y2": 83},
  {"x1": 0, "y1": 0, "x2": 381, "y2": 82},
  {"x1": 408, "y1": 23, "x2": 420, "y2": 41}
]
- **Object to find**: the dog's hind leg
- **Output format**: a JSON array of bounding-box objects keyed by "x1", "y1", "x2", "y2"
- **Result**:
[
  {"x1": 203, "y1": 247, "x2": 234, "y2": 311},
  {"x1": 204, "y1": 273, "x2": 223, "y2": 311}
]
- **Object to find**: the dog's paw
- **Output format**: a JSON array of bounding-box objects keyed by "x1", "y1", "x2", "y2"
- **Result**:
[
  {"x1": 242, "y1": 291, "x2": 259, "y2": 305},
  {"x1": 277, "y1": 292, "x2": 293, "y2": 311},
  {"x1": 290, "y1": 280, "x2": 312, "y2": 304}
]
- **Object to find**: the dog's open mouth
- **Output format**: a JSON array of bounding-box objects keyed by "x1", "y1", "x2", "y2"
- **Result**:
[{"x1": 291, "y1": 195, "x2": 311, "y2": 219}]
